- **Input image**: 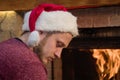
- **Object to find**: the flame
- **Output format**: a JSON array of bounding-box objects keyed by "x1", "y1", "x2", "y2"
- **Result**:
[{"x1": 93, "y1": 49, "x2": 120, "y2": 80}]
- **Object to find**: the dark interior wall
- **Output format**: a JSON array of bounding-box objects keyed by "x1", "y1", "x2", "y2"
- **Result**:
[{"x1": 62, "y1": 49, "x2": 99, "y2": 80}]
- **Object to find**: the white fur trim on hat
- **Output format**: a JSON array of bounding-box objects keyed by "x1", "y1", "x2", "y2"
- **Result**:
[
  {"x1": 22, "y1": 11, "x2": 31, "y2": 31},
  {"x1": 22, "y1": 11, "x2": 79, "y2": 37},
  {"x1": 27, "y1": 31, "x2": 40, "y2": 47}
]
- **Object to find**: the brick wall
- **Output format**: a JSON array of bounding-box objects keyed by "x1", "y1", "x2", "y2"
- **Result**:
[{"x1": 70, "y1": 6, "x2": 120, "y2": 28}]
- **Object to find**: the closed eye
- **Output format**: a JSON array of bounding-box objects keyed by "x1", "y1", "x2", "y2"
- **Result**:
[{"x1": 56, "y1": 41, "x2": 65, "y2": 48}]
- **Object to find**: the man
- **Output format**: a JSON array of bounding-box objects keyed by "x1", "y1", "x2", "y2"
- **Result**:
[{"x1": 0, "y1": 3, "x2": 78, "y2": 80}]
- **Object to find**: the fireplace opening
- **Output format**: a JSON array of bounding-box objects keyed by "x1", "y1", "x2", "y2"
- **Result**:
[
  {"x1": 62, "y1": 49, "x2": 120, "y2": 80},
  {"x1": 62, "y1": 49, "x2": 99, "y2": 80},
  {"x1": 61, "y1": 27, "x2": 120, "y2": 80}
]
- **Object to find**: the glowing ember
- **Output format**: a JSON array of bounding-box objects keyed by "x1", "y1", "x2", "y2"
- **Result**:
[{"x1": 93, "y1": 49, "x2": 120, "y2": 80}]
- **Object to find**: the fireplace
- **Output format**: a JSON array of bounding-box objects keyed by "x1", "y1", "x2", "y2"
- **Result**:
[
  {"x1": 61, "y1": 27, "x2": 120, "y2": 80},
  {"x1": 62, "y1": 49, "x2": 120, "y2": 80}
]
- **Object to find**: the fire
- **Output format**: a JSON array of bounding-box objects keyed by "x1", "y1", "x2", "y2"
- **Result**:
[{"x1": 93, "y1": 49, "x2": 120, "y2": 80}]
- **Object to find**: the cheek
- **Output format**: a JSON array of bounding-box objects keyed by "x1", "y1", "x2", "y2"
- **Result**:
[
  {"x1": 47, "y1": 43, "x2": 57, "y2": 54},
  {"x1": 43, "y1": 43, "x2": 56, "y2": 54},
  {"x1": 41, "y1": 37, "x2": 57, "y2": 55}
]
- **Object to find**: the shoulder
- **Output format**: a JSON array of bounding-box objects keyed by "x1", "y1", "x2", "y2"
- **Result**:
[
  {"x1": 15, "y1": 61, "x2": 47, "y2": 80},
  {"x1": 0, "y1": 38, "x2": 47, "y2": 80},
  {"x1": 0, "y1": 58, "x2": 47, "y2": 80}
]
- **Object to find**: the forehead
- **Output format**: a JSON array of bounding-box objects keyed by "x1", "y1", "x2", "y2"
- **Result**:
[{"x1": 51, "y1": 32, "x2": 73, "y2": 47}]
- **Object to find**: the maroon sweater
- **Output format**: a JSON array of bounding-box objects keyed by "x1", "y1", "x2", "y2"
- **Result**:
[{"x1": 0, "y1": 38, "x2": 47, "y2": 80}]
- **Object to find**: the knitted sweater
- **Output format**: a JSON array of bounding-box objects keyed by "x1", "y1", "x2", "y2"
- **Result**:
[{"x1": 0, "y1": 38, "x2": 47, "y2": 80}]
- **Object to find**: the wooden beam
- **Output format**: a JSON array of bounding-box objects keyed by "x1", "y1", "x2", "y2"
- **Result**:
[
  {"x1": 68, "y1": 27, "x2": 120, "y2": 49},
  {"x1": 0, "y1": 0, "x2": 37, "y2": 11},
  {"x1": 0, "y1": 0, "x2": 120, "y2": 11}
]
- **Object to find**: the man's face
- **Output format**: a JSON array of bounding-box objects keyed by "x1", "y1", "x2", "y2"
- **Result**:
[{"x1": 34, "y1": 32, "x2": 72, "y2": 65}]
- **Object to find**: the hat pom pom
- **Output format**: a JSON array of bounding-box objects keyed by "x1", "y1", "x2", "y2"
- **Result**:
[{"x1": 27, "y1": 31, "x2": 40, "y2": 47}]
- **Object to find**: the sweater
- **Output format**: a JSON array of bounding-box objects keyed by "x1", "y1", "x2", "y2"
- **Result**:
[{"x1": 0, "y1": 38, "x2": 47, "y2": 80}]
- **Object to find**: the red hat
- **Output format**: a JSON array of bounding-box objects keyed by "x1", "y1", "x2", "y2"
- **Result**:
[{"x1": 22, "y1": 3, "x2": 78, "y2": 47}]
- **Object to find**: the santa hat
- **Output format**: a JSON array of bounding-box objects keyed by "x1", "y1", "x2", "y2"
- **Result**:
[{"x1": 22, "y1": 3, "x2": 79, "y2": 47}]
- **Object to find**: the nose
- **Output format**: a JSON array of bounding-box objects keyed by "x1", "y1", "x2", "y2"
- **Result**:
[{"x1": 54, "y1": 48, "x2": 63, "y2": 58}]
